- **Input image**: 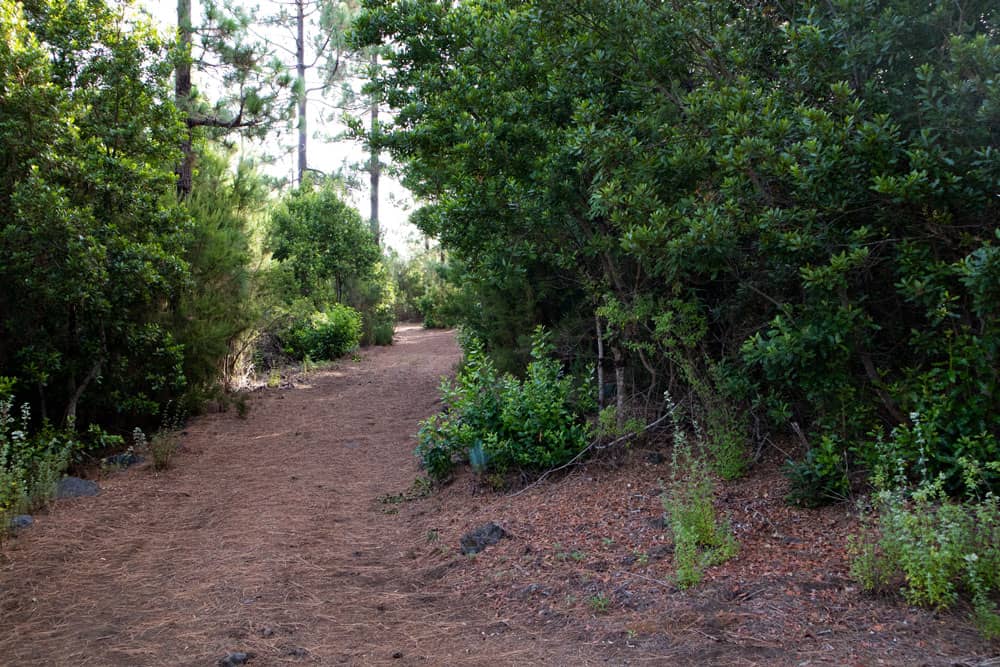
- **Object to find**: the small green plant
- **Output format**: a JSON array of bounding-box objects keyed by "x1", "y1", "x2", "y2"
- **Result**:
[
  {"x1": 426, "y1": 529, "x2": 440, "y2": 543},
  {"x1": 785, "y1": 434, "x2": 850, "y2": 507},
  {"x1": 596, "y1": 405, "x2": 644, "y2": 439},
  {"x1": 234, "y1": 394, "x2": 250, "y2": 419},
  {"x1": 146, "y1": 429, "x2": 179, "y2": 471},
  {"x1": 602, "y1": 537, "x2": 615, "y2": 547},
  {"x1": 137, "y1": 405, "x2": 186, "y2": 472},
  {"x1": 267, "y1": 371, "x2": 281, "y2": 388},
  {"x1": 1, "y1": 390, "x2": 80, "y2": 536},
  {"x1": 850, "y1": 441, "x2": 1000, "y2": 638},
  {"x1": 571, "y1": 550, "x2": 587, "y2": 562},
  {"x1": 662, "y1": 396, "x2": 738, "y2": 588},
  {"x1": 632, "y1": 548, "x2": 649, "y2": 566},
  {"x1": 377, "y1": 476, "x2": 434, "y2": 505},
  {"x1": 588, "y1": 593, "x2": 610, "y2": 613}
]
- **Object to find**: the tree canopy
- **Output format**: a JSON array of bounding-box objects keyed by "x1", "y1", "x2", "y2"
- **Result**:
[{"x1": 355, "y1": 0, "x2": 1000, "y2": 495}]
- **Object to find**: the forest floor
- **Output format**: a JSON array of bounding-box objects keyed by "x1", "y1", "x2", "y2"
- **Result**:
[{"x1": 1, "y1": 325, "x2": 998, "y2": 666}]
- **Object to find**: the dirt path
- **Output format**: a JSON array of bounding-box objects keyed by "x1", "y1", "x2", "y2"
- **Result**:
[
  {"x1": 3, "y1": 326, "x2": 998, "y2": 666},
  {"x1": 0, "y1": 326, "x2": 603, "y2": 665}
]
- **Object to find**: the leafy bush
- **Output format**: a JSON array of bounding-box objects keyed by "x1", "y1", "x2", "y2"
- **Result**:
[
  {"x1": 284, "y1": 304, "x2": 362, "y2": 361},
  {"x1": 347, "y1": 260, "x2": 397, "y2": 347},
  {"x1": 415, "y1": 331, "x2": 502, "y2": 482},
  {"x1": 357, "y1": 0, "x2": 1000, "y2": 503},
  {"x1": 0, "y1": 389, "x2": 79, "y2": 532},
  {"x1": 490, "y1": 329, "x2": 592, "y2": 471},
  {"x1": 415, "y1": 327, "x2": 592, "y2": 483},
  {"x1": 850, "y1": 453, "x2": 1000, "y2": 638},
  {"x1": 784, "y1": 435, "x2": 851, "y2": 507}
]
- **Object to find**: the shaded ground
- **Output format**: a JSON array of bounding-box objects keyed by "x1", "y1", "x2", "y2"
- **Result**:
[{"x1": 1, "y1": 325, "x2": 997, "y2": 665}]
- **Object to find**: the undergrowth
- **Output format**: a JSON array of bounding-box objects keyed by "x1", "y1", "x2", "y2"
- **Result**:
[
  {"x1": 415, "y1": 327, "x2": 592, "y2": 483},
  {"x1": 0, "y1": 384, "x2": 80, "y2": 538},
  {"x1": 662, "y1": 395, "x2": 738, "y2": 588},
  {"x1": 850, "y1": 420, "x2": 1000, "y2": 638}
]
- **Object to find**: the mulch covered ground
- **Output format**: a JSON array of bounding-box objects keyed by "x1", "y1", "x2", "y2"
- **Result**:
[{"x1": 1, "y1": 325, "x2": 997, "y2": 665}]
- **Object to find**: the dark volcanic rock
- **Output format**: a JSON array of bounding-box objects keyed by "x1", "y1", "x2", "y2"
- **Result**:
[
  {"x1": 55, "y1": 476, "x2": 100, "y2": 498},
  {"x1": 218, "y1": 652, "x2": 253, "y2": 666},
  {"x1": 10, "y1": 515, "x2": 33, "y2": 529},
  {"x1": 460, "y1": 522, "x2": 508, "y2": 555}
]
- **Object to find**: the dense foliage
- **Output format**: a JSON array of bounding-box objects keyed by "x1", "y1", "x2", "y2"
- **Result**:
[
  {"x1": 1, "y1": 0, "x2": 188, "y2": 426},
  {"x1": 283, "y1": 303, "x2": 363, "y2": 361},
  {"x1": 268, "y1": 181, "x2": 381, "y2": 304},
  {"x1": 416, "y1": 328, "x2": 592, "y2": 483},
  {"x1": 356, "y1": 0, "x2": 1000, "y2": 497},
  {"x1": 265, "y1": 179, "x2": 393, "y2": 356},
  {"x1": 0, "y1": 0, "x2": 386, "y2": 525}
]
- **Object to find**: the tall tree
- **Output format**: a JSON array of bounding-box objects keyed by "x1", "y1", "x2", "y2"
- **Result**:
[
  {"x1": 367, "y1": 50, "x2": 380, "y2": 243},
  {"x1": 2, "y1": 0, "x2": 191, "y2": 423},
  {"x1": 174, "y1": 0, "x2": 292, "y2": 197},
  {"x1": 263, "y1": 0, "x2": 355, "y2": 184}
]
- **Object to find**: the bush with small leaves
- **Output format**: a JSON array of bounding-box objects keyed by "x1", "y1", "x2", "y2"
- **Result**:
[
  {"x1": 850, "y1": 444, "x2": 1000, "y2": 638},
  {"x1": 415, "y1": 327, "x2": 591, "y2": 483},
  {"x1": 662, "y1": 398, "x2": 738, "y2": 588}
]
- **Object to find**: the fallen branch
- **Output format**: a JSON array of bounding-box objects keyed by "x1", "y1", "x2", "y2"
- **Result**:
[
  {"x1": 509, "y1": 405, "x2": 678, "y2": 497},
  {"x1": 614, "y1": 570, "x2": 674, "y2": 589}
]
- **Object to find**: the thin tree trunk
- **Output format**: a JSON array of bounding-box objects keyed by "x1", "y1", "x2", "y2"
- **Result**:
[
  {"x1": 296, "y1": 0, "x2": 307, "y2": 184},
  {"x1": 369, "y1": 50, "x2": 381, "y2": 244},
  {"x1": 175, "y1": 0, "x2": 194, "y2": 198},
  {"x1": 612, "y1": 344, "x2": 625, "y2": 429},
  {"x1": 64, "y1": 358, "x2": 102, "y2": 427},
  {"x1": 596, "y1": 313, "x2": 605, "y2": 411}
]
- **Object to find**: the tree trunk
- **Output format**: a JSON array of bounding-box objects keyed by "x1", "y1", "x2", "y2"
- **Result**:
[
  {"x1": 296, "y1": 0, "x2": 307, "y2": 185},
  {"x1": 612, "y1": 344, "x2": 625, "y2": 429},
  {"x1": 64, "y1": 358, "x2": 102, "y2": 427},
  {"x1": 369, "y1": 51, "x2": 380, "y2": 244},
  {"x1": 596, "y1": 313, "x2": 605, "y2": 411},
  {"x1": 175, "y1": 0, "x2": 194, "y2": 198}
]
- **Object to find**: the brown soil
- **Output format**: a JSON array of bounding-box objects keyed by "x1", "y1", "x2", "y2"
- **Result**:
[{"x1": 1, "y1": 325, "x2": 997, "y2": 666}]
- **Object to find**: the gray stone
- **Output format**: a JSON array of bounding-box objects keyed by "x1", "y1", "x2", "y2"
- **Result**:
[
  {"x1": 218, "y1": 652, "x2": 252, "y2": 666},
  {"x1": 10, "y1": 515, "x2": 33, "y2": 529},
  {"x1": 55, "y1": 476, "x2": 100, "y2": 498},
  {"x1": 460, "y1": 522, "x2": 508, "y2": 555}
]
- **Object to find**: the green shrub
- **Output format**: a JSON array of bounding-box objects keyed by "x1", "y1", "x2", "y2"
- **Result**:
[
  {"x1": 285, "y1": 304, "x2": 362, "y2": 361},
  {"x1": 373, "y1": 320, "x2": 395, "y2": 346},
  {"x1": 350, "y1": 260, "x2": 397, "y2": 347},
  {"x1": 662, "y1": 400, "x2": 738, "y2": 588},
  {"x1": 850, "y1": 454, "x2": 1000, "y2": 638},
  {"x1": 415, "y1": 327, "x2": 592, "y2": 483},
  {"x1": 1, "y1": 391, "x2": 79, "y2": 533},
  {"x1": 415, "y1": 331, "x2": 502, "y2": 482},
  {"x1": 784, "y1": 434, "x2": 851, "y2": 507},
  {"x1": 490, "y1": 329, "x2": 592, "y2": 471}
]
